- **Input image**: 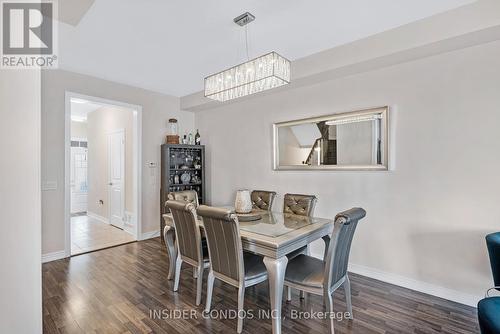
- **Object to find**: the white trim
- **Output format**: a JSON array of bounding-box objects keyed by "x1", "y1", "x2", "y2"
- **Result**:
[
  {"x1": 86, "y1": 211, "x2": 109, "y2": 224},
  {"x1": 348, "y1": 263, "x2": 481, "y2": 307},
  {"x1": 65, "y1": 92, "x2": 143, "y2": 258},
  {"x1": 42, "y1": 251, "x2": 66, "y2": 263},
  {"x1": 124, "y1": 210, "x2": 135, "y2": 235},
  {"x1": 140, "y1": 230, "x2": 160, "y2": 241},
  {"x1": 310, "y1": 250, "x2": 480, "y2": 307},
  {"x1": 70, "y1": 137, "x2": 87, "y2": 142}
]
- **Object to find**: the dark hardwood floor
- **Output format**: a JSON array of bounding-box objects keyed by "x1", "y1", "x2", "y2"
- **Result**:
[{"x1": 43, "y1": 238, "x2": 479, "y2": 333}]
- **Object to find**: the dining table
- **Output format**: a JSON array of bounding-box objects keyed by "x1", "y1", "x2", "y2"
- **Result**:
[{"x1": 162, "y1": 208, "x2": 334, "y2": 334}]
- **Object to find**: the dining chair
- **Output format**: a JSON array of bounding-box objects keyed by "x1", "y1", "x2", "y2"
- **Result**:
[
  {"x1": 167, "y1": 189, "x2": 199, "y2": 208},
  {"x1": 283, "y1": 193, "x2": 317, "y2": 216},
  {"x1": 284, "y1": 193, "x2": 318, "y2": 260},
  {"x1": 284, "y1": 207, "x2": 366, "y2": 333},
  {"x1": 166, "y1": 200, "x2": 209, "y2": 306},
  {"x1": 197, "y1": 205, "x2": 268, "y2": 334},
  {"x1": 165, "y1": 190, "x2": 202, "y2": 279},
  {"x1": 251, "y1": 190, "x2": 277, "y2": 211}
]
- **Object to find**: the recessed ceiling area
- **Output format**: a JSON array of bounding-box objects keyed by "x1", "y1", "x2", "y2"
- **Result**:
[
  {"x1": 70, "y1": 98, "x2": 102, "y2": 122},
  {"x1": 59, "y1": 0, "x2": 475, "y2": 97},
  {"x1": 70, "y1": 98, "x2": 133, "y2": 122}
]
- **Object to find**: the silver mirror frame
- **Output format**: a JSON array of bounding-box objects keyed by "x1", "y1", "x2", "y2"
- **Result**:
[{"x1": 272, "y1": 106, "x2": 389, "y2": 171}]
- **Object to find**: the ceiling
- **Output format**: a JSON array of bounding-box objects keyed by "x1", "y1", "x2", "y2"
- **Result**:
[
  {"x1": 70, "y1": 99, "x2": 103, "y2": 122},
  {"x1": 59, "y1": 0, "x2": 475, "y2": 97}
]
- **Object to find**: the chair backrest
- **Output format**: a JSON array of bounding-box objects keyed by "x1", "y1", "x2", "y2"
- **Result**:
[
  {"x1": 283, "y1": 193, "x2": 317, "y2": 216},
  {"x1": 324, "y1": 208, "x2": 366, "y2": 290},
  {"x1": 251, "y1": 190, "x2": 276, "y2": 211},
  {"x1": 167, "y1": 190, "x2": 199, "y2": 208},
  {"x1": 197, "y1": 205, "x2": 244, "y2": 286},
  {"x1": 166, "y1": 200, "x2": 202, "y2": 266},
  {"x1": 486, "y1": 232, "x2": 500, "y2": 288}
]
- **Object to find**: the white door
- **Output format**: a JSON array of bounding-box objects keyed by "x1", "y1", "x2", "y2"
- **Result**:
[
  {"x1": 70, "y1": 145, "x2": 88, "y2": 213},
  {"x1": 108, "y1": 130, "x2": 125, "y2": 229}
]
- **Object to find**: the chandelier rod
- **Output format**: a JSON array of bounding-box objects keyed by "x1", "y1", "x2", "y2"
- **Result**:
[{"x1": 245, "y1": 24, "x2": 250, "y2": 61}]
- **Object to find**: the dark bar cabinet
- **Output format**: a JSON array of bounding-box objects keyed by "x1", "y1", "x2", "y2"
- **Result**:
[{"x1": 160, "y1": 144, "x2": 205, "y2": 241}]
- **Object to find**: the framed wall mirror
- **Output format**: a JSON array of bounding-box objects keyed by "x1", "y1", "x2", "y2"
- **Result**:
[{"x1": 273, "y1": 106, "x2": 389, "y2": 171}]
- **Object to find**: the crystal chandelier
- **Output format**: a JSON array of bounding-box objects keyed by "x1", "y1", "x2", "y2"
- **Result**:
[{"x1": 204, "y1": 13, "x2": 291, "y2": 102}]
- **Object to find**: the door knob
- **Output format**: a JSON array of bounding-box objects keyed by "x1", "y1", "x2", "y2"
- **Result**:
[{"x1": 108, "y1": 182, "x2": 113, "y2": 186}]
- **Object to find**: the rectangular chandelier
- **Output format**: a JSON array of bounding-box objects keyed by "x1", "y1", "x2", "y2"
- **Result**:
[{"x1": 204, "y1": 52, "x2": 291, "y2": 102}]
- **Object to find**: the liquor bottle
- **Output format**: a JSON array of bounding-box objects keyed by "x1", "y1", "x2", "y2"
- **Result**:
[
  {"x1": 188, "y1": 132, "x2": 193, "y2": 145},
  {"x1": 195, "y1": 129, "x2": 201, "y2": 145},
  {"x1": 182, "y1": 134, "x2": 187, "y2": 144}
]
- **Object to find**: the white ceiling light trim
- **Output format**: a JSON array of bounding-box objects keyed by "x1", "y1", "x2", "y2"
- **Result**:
[
  {"x1": 204, "y1": 12, "x2": 291, "y2": 102},
  {"x1": 71, "y1": 115, "x2": 87, "y2": 122},
  {"x1": 71, "y1": 98, "x2": 88, "y2": 104}
]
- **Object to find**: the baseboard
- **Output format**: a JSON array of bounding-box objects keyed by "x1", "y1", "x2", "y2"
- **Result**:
[
  {"x1": 42, "y1": 250, "x2": 67, "y2": 263},
  {"x1": 140, "y1": 230, "x2": 160, "y2": 241},
  {"x1": 123, "y1": 211, "x2": 135, "y2": 235},
  {"x1": 310, "y1": 250, "x2": 481, "y2": 307},
  {"x1": 87, "y1": 211, "x2": 109, "y2": 224}
]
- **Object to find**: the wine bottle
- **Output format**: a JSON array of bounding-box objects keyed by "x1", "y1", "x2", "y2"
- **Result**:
[
  {"x1": 195, "y1": 129, "x2": 201, "y2": 145},
  {"x1": 188, "y1": 132, "x2": 193, "y2": 145}
]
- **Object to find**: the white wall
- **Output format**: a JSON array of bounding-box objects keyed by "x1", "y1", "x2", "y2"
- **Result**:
[
  {"x1": 70, "y1": 120, "x2": 87, "y2": 138},
  {"x1": 195, "y1": 40, "x2": 500, "y2": 305},
  {"x1": 86, "y1": 106, "x2": 134, "y2": 217},
  {"x1": 42, "y1": 69, "x2": 194, "y2": 254},
  {"x1": 0, "y1": 71, "x2": 42, "y2": 333}
]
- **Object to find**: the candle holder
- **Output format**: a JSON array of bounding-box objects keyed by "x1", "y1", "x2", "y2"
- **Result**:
[{"x1": 235, "y1": 189, "x2": 252, "y2": 214}]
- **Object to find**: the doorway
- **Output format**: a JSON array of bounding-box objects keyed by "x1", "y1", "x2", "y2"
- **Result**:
[{"x1": 65, "y1": 92, "x2": 142, "y2": 256}]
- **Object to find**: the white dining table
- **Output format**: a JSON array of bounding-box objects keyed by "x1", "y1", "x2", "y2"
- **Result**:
[{"x1": 162, "y1": 209, "x2": 334, "y2": 334}]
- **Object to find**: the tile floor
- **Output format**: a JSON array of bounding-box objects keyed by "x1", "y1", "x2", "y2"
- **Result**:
[{"x1": 71, "y1": 215, "x2": 135, "y2": 255}]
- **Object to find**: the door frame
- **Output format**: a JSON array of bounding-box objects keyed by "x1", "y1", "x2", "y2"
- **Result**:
[
  {"x1": 107, "y1": 128, "x2": 125, "y2": 229},
  {"x1": 64, "y1": 91, "x2": 143, "y2": 257}
]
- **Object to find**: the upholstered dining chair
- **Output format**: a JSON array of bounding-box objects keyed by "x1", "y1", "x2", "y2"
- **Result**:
[
  {"x1": 478, "y1": 232, "x2": 500, "y2": 334},
  {"x1": 283, "y1": 193, "x2": 317, "y2": 216},
  {"x1": 251, "y1": 190, "x2": 277, "y2": 212},
  {"x1": 167, "y1": 190, "x2": 199, "y2": 208},
  {"x1": 197, "y1": 205, "x2": 268, "y2": 334},
  {"x1": 164, "y1": 190, "x2": 202, "y2": 280},
  {"x1": 166, "y1": 200, "x2": 209, "y2": 306},
  {"x1": 284, "y1": 207, "x2": 366, "y2": 333},
  {"x1": 284, "y1": 193, "x2": 318, "y2": 266}
]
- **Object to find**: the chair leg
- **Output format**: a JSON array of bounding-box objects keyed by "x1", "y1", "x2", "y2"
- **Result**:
[
  {"x1": 237, "y1": 287, "x2": 245, "y2": 333},
  {"x1": 299, "y1": 248, "x2": 309, "y2": 300},
  {"x1": 326, "y1": 292, "x2": 335, "y2": 334},
  {"x1": 205, "y1": 271, "x2": 214, "y2": 312},
  {"x1": 174, "y1": 255, "x2": 182, "y2": 292},
  {"x1": 286, "y1": 286, "x2": 291, "y2": 301},
  {"x1": 344, "y1": 275, "x2": 353, "y2": 319},
  {"x1": 196, "y1": 266, "x2": 204, "y2": 306}
]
